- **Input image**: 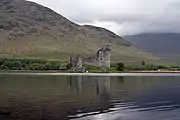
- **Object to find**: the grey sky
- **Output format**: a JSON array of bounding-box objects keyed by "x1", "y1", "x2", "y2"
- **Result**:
[{"x1": 29, "y1": 0, "x2": 180, "y2": 35}]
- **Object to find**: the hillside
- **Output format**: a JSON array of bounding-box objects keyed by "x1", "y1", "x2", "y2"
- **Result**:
[
  {"x1": 0, "y1": 0, "x2": 163, "y2": 65},
  {"x1": 124, "y1": 33, "x2": 180, "y2": 63}
]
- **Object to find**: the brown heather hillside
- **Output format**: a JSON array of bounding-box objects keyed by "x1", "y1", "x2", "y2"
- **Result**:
[{"x1": 0, "y1": 0, "x2": 165, "y2": 65}]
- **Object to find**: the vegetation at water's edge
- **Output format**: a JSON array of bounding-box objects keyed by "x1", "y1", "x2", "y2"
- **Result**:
[
  {"x1": 87, "y1": 62, "x2": 180, "y2": 73},
  {"x1": 0, "y1": 58, "x2": 180, "y2": 72},
  {"x1": 125, "y1": 64, "x2": 180, "y2": 71},
  {"x1": 0, "y1": 58, "x2": 69, "y2": 71}
]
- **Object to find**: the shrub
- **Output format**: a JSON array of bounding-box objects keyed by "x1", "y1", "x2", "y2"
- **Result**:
[
  {"x1": 142, "y1": 61, "x2": 146, "y2": 66},
  {"x1": 86, "y1": 65, "x2": 102, "y2": 72},
  {"x1": 0, "y1": 58, "x2": 6, "y2": 66},
  {"x1": 27, "y1": 63, "x2": 43, "y2": 70},
  {"x1": 0, "y1": 61, "x2": 13, "y2": 70},
  {"x1": 117, "y1": 62, "x2": 124, "y2": 71}
]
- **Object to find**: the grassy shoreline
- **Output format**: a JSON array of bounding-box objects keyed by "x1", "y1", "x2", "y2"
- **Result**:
[{"x1": 0, "y1": 57, "x2": 180, "y2": 73}]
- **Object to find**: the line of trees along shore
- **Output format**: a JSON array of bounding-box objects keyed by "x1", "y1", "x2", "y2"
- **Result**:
[
  {"x1": 0, "y1": 58, "x2": 69, "y2": 70},
  {"x1": 0, "y1": 58, "x2": 179, "y2": 72}
]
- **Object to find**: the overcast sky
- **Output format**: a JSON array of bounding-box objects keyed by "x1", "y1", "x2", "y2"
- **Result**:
[{"x1": 29, "y1": 0, "x2": 180, "y2": 36}]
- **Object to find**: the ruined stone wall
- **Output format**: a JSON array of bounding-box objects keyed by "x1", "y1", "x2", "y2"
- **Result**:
[
  {"x1": 70, "y1": 55, "x2": 83, "y2": 71},
  {"x1": 70, "y1": 45, "x2": 111, "y2": 71}
]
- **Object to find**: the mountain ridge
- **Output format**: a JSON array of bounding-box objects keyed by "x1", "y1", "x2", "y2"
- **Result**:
[
  {"x1": 0, "y1": 0, "x2": 164, "y2": 65},
  {"x1": 124, "y1": 33, "x2": 180, "y2": 63}
]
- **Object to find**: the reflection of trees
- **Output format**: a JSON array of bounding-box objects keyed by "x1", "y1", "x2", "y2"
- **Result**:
[{"x1": 117, "y1": 76, "x2": 124, "y2": 84}]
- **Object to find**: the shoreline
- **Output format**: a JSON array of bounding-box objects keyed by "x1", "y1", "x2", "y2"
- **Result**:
[
  {"x1": 128, "y1": 70, "x2": 180, "y2": 73},
  {"x1": 1, "y1": 70, "x2": 180, "y2": 76},
  {"x1": 1, "y1": 70, "x2": 180, "y2": 73}
]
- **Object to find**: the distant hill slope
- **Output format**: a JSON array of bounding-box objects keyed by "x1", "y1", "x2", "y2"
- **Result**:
[
  {"x1": 124, "y1": 33, "x2": 180, "y2": 62},
  {"x1": 0, "y1": 0, "x2": 163, "y2": 65}
]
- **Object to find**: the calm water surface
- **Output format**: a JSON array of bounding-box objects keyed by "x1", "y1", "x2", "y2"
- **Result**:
[{"x1": 0, "y1": 74, "x2": 180, "y2": 120}]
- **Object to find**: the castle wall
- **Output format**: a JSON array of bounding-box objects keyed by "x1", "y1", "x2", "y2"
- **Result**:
[
  {"x1": 70, "y1": 45, "x2": 111, "y2": 71},
  {"x1": 103, "y1": 50, "x2": 111, "y2": 68},
  {"x1": 70, "y1": 56, "x2": 83, "y2": 71}
]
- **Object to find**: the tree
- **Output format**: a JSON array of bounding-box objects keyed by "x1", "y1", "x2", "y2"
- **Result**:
[
  {"x1": 142, "y1": 61, "x2": 146, "y2": 66},
  {"x1": 1, "y1": 61, "x2": 13, "y2": 70},
  {"x1": 117, "y1": 62, "x2": 124, "y2": 71}
]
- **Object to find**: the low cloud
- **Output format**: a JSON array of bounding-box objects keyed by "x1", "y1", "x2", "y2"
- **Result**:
[{"x1": 29, "y1": 0, "x2": 180, "y2": 35}]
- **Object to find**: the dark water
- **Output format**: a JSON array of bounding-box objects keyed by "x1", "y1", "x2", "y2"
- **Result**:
[{"x1": 0, "y1": 74, "x2": 180, "y2": 120}]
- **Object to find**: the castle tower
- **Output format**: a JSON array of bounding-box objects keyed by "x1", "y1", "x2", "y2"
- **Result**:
[{"x1": 97, "y1": 45, "x2": 111, "y2": 68}]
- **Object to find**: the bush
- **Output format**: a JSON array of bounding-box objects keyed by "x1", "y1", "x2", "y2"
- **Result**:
[
  {"x1": 86, "y1": 65, "x2": 101, "y2": 70},
  {"x1": 27, "y1": 63, "x2": 43, "y2": 70},
  {"x1": 117, "y1": 62, "x2": 124, "y2": 71},
  {"x1": 0, "y1": 58, "x2": 6, "y2": 66},
  {"x1": 157, "y1": 65, "x2": 169, "y2": 70},
  {"x1": 107, "y1": 67, "x2": 121, "y2": 73},
  {"x1": 142, "y1": 61, "x2": 146, "y2": 66},
  {"x1": 86, "y1": 65, "x2": 102, "y2": 72}
]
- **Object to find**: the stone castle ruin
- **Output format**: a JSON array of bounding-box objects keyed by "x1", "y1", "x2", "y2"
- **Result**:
[{"x1": 70, "y1": 45, "x2": 111, "y2": 71}]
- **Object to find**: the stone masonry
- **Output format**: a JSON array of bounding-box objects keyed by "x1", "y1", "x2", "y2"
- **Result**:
[{"x1": 70, "y1": 45, "x2": 111, "y2": 71}]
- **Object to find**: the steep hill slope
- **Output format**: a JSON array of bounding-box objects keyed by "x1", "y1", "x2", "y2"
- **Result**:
[
  {"x1": 0, "y1": 0, "x2": 163, "y2": 65},
  {"x1": 124, "y1": 33, "x2": 180, "y2": 62}
]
